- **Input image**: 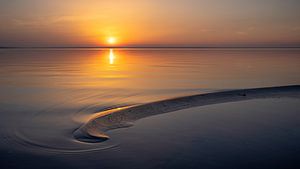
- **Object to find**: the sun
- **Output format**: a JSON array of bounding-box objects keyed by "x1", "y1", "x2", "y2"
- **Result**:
[{"x1": 107, "y1": 37, "x2": 117, "y2": 45}]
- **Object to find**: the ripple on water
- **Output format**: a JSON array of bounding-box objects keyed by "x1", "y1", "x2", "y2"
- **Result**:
[{"x1": 5, "y1": 103, "x2": 121, "y2": 154}]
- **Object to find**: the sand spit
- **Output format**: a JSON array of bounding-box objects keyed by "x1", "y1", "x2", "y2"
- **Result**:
[{"x1": 74, "y1": 85, "x2": 300, "y2": 142}]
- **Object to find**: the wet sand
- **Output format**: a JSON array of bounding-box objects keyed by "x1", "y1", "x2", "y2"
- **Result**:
[{"x1": 75, "y1": 85, "x2": 300, "y2": 142}]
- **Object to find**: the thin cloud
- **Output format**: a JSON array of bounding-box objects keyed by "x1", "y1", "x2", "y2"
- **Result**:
[{"x1": 12, "y1": 15, "x2": 103, "y2": 27}]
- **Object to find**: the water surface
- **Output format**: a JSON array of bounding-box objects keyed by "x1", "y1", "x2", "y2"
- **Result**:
[{"x1": 0, "y1": 48, "x2": 299, "y2": 169}]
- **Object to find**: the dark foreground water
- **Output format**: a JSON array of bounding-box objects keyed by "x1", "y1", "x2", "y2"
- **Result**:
[{"x1": 0, "y1": 48, "x2": 299, "y2": 169}]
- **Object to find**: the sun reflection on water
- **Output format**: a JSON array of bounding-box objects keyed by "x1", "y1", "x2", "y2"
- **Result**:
[{"x1": 109, "y1": 49, "x2": 115, "y2": 65}]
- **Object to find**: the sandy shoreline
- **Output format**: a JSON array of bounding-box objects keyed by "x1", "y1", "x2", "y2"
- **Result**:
[{"x1": 74, "y1": 85, "x2": 300, "y2": 142}]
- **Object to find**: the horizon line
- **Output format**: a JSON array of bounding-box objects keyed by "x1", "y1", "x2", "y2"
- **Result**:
[{"x1": 1, "y1": 46, "x2": 300, "y2": 49}]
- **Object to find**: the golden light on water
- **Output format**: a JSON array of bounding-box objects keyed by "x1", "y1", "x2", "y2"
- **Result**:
[{"x1": 109, "y1": 49, "x2": 115, "y2": 64}]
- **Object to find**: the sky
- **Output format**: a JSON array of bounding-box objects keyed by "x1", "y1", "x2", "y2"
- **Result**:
[{"x1": 0, "y1": 0, "x2": 300, "y2": 47}]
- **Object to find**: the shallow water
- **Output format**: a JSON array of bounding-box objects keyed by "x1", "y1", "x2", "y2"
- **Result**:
[
  {"x1": 107, "y1": 98, "x2": 300, "y2": 169},
  {"x1": 0, "y1": 49, "x2": 300, "y2": 168}
]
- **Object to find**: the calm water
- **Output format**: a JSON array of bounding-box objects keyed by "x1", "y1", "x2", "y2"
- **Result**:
[{"x1": 0, "y1": 49, "x2": 300, "y2": 169}]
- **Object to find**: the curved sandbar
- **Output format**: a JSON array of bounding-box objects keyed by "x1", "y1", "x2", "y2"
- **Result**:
[{"x1": 74, "y1": 85, "x2": 300, "y2": 143}]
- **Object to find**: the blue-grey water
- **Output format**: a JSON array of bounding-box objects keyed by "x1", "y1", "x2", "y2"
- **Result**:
[{"x1": 0, "y1": 49, "x2": 299, "y2": 169}]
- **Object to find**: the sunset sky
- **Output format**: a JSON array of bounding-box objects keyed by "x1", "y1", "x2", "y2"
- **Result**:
[{"x1": 0, "y1": 0, "x2": 300, "y2": 47}]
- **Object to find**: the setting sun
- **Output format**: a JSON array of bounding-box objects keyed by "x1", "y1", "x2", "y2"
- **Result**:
[
  {"x1": 107, "y1": 37, "x2": 117, "y2": 45},
  {"x1": 1, "y1": 1, "x2": 300, "y2": 169}
]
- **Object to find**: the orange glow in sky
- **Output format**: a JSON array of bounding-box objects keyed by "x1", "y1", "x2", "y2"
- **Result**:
[{"x1": 0, "y1": 1, "x2": 299, "y2": 47}]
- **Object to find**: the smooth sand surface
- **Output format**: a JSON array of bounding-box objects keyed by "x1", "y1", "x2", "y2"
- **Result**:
[{"x1": 74, "y1": 85, "x2": 300, "y2": 142}]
